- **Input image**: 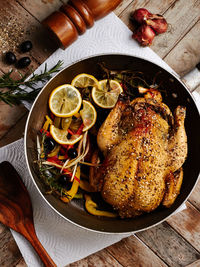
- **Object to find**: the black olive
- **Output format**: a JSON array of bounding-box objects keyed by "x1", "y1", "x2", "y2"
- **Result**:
[
  {"x1": 58, "y1": 175, "x2": 71, "y2": 186},
  {"x1": 5, "y1": 52, "x2": 16, "y2": 64},
  {"x1": 68, "y1": 148, "x2": 78, "y2": 159},
  {"x1": 20, "y1": 40, "x2": 33, "y2": 52},
  {"x1": 44, "y1": 137, "x2": 56, "y2": 153},
  {"x1": 17, "y1": 57, "x2": 31, "y2": 68}
]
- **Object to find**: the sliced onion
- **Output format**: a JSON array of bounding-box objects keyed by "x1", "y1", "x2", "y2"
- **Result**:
[
  {"x1": 37, "y1": 135, "x2": 41, "y2": 160},
  {"x1": 70, "y1": 164, "x2": 77, "y2": 182}
]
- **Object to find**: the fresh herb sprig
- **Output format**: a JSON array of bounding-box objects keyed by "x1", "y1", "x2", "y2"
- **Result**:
[
  {"x1": 0, "y1": 60, "x2": 63, "y2": 106},
  {"x1": 98, "y1": 63, "x2": 165, "y2": 98}
]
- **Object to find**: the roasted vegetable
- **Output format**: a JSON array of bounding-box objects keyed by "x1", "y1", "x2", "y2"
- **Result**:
[{"x1": 84, "y1": 194, "x2": 117, "y2": 218}]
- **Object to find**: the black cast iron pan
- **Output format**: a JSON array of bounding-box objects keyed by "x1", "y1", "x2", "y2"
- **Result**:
[{"x1": 24, "y1": 54, "x2": 200, "y2": 233}]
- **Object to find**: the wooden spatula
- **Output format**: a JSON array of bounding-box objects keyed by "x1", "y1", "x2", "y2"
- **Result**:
[{"x1": 0, "y1": 161, "x2": 57, "y2": 267}]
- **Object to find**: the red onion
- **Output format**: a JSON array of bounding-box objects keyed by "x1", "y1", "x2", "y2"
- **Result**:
[
  {"x1": 146, "y1": 18, "x2": 168, "y2": 34},
  {"x1": 132, "y1": 24, "x2": 155, "y2": 46},
  {"x1": 131, "y1": 8, "x2": 152, "y2": 24}
]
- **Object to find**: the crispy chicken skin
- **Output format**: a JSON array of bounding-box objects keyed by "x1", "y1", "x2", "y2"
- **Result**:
[{"x1": 92, "y1": 91, "x2": 187, "y2": 218}]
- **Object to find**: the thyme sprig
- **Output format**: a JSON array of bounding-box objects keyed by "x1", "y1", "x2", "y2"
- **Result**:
[
  {"x1": 98, "y1": 63, "x2": 165, "y2": 99},
  {"x1": 0, "y1": 60, "x2": 63, "y2": 106}
]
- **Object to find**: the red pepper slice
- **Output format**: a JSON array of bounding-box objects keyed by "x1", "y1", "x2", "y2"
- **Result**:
[
  {"x1": 60, "y1": 147, "x2": 67, "y2": 155},
  {"x1": 67, "y1": 145, "x2": 74, "y2": 150},
  {"x1": 76, "y1": 123, "x2": 84, "y2": 135},
  {"x1": 40, "y1": 128, "x2": 51, "y2": 137},
  {"x1": 50, "y1": 112, "x2": 55, "y2": 120},
  {"x1": 63, "y1": 170, "x2": 80, "y2": 183},
  {"x1": 47, "y1": 156, "x2": 63, "y2": 165},
  {"x1": 73, "y1": 175, "x2": 80, "y2": 183},
  {"x1": 46, "y1": 157, "x2": 80, "y2": 183},
  {"x1": 67, "y1": 129, "x2": 75, "y2": 135}
]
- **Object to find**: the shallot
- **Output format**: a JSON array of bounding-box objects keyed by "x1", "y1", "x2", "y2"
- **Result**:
[
  {"x1": 133, "y1": 24, "x2": 155, "y2": 46},
  {"x1": 131, "y1": 8, "x2": 168, "y2": 46},
  {"x1": 131, "y1": 8, "x2": 152, "y2": 24},
  {"x1": 146, "y1": 17, "x2": 168, "y2": 34}
]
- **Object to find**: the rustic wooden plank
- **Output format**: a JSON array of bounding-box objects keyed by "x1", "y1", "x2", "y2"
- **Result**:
[
  {"x1": 0, "y1": 0, "x2": 56, "y2": 73},
  {"x1": 0, "y1": 112, "x2": 28, "y2": 147},
  {"x1": 136, "y1": 222, "x2": 200, "y2": 267},
  {"x1": 151, "y1": 0, "x2": 200, "y2": 58},
  {"x1": 106, "y1": 235, "x2": 167, "y2": 267},
  {"x1": 67, "y1": 248, "x2": 123, "y2": 267},
  {"x1": 0, "y1": 226, "x2": 24, "y2": 266},
  {"x1": 194, "y1": 84, "x2": 200, "y2": 95},
  {"x1": 167, "y1": 202, "x2": 200, "y2": 252},
  {"x1": 188, "y1": 179, "x2": 200, "y2": 211},
  {"x1": 17, "y1": 0, "x2": 63, "y2": 21},
  {"x1": 0, "y1": 70, "x2": 27, "y2": 140},
  {"x1": 15, "y1": 258, "x2": 27, "y2": 267},
  {"x1": 0, "y1": 102, "x2": 27, "y2": 141},
  {"x1": 118, "y1": 0, "x2": 176, "y2": 40},
  {"x1": 114, "y1": 0, "x2": 134, "y2": 17},
  {"x1": 186, "y1": 259, "x2": 200, "y2": 267},
  {"x1": 0, "y1": 223, "x2": 7, "y2": 235},
  {"x1": 164, "y1": 20, "x2": 200, "y2": 77}
]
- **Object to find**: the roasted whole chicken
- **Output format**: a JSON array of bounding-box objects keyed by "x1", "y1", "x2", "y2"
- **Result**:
[{"x1": 90, "y1": 90, "x2": 187, "y2": 218}]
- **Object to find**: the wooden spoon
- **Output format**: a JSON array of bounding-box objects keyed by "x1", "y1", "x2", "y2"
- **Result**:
[{"x1": 0, "y1": 161, "x2": 57, "y2": 267}]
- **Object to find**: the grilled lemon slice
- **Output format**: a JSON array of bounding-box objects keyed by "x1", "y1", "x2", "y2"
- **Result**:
[
  {"x1": 49, "y1": 84, "x2": 82, "y2": 117},
  {"x1": 92, "y1": 79, "x2": 123, "y2": 108}
]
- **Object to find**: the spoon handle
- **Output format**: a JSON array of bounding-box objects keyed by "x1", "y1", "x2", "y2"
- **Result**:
[{"x1": 25, "y1": 227, "x2": 57, "y2": 267}]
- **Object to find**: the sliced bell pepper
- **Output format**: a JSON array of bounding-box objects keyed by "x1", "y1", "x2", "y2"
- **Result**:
[
  {"x1": 84, "y1": 194, "x2": 117, "y2": 218},
  {"x1": 47, "y1": 145, "x2": 60, "y2": 157},
  {"x1": 76, "y1": 123, "x2": 84, "y2": 135},
  {"x1": 58, "y1": 155, "x2": 68, "y2": 160},
  {"x1": 74, "y1": 193, "x2": 83, "y2": 199},
  {"x1": 43, "y1": 115, "x2": 53, "y2": 131},
  {"x1": 67, "y1": 128, "x2": 75, "y2": 136},
  {"x1": 47, "y1": 156, "x2": 63, "y2": 166},
  {"x1": 61, "y1": 166, "x2": 81, "y2": 203},
  {"x1": 73, "y1": 113, "x2": 81, "y2": 118},
  {"x1": 40, "y1": 128, "x2": 51, "y2": 137}
]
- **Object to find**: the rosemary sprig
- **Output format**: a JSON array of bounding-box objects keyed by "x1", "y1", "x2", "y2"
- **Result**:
[{"x1": 0, "y1": 60, "x2": 63, "y2": 106}]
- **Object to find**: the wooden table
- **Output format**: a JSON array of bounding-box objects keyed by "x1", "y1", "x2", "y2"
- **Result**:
[{"x1": 0, "y1": 1, "x2": 200, "y2": 266}]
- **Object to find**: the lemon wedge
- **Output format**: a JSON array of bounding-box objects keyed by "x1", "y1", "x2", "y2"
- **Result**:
[
  {"x1": 71, "y1": 73, "x2": 100, "y2": 89},
  {"x1": 92, "y1": 79, "x2": 123, "y2": 108},
  {"x1": 80, "y1": 100, "x2": 97, "y2": 132},
  {"x1": 50, "y1": 125, "x2": 83, "y2": 145},
  {"x1": 49, "y1": 84, "x2": 82, "y2": 117}
]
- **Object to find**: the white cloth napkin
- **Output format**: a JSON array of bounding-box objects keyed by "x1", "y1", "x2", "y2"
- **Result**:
[{"x1": 1, "y1": 12, "x2": 196, "y2": 267}]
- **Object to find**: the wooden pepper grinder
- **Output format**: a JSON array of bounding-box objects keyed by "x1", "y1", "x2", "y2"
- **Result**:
[{"x1": 42, "y1": 0, "x2": 122, "y2": 49}]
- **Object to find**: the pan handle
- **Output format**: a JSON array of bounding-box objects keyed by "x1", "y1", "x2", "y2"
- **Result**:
[{"x1": 182, "y1": 63, "x2": 200, "y2": 91}]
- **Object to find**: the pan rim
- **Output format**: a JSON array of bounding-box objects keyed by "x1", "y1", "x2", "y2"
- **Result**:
[{"x1": 24, "y1": 52, "x2": 200, "y2": 234}]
